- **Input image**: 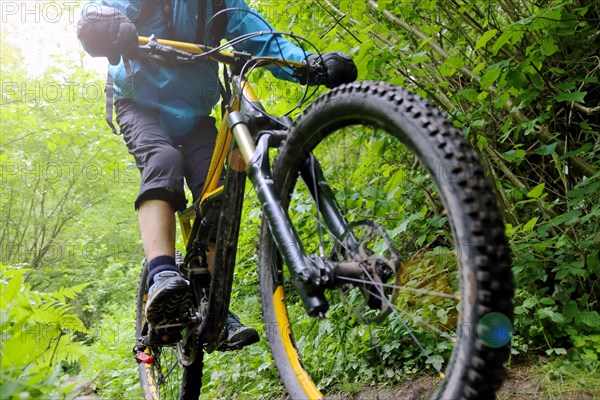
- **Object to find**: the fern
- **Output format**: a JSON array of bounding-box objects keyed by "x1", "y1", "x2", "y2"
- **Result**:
[
  {"x1": 50, "y1": 282, "x2": 92, "y2": 304},
  {"x1": 0, "y1": 265, "x2": 90, "y2": 399}
]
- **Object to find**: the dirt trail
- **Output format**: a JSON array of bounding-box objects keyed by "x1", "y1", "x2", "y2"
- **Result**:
[{"x1": 325, "y1": 365, "x2": 597, "y2": 400}]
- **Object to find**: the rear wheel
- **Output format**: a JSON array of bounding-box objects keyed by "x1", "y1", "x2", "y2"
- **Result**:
[
  {"x1": 136, "y1": 262, "x2": 203, "y2": 400},
  {"x1": 258, "y1": 82, "x2": 513, "y2": 399}
]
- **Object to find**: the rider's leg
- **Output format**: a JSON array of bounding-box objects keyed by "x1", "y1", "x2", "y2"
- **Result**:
[
  {"x1": 139, "y1": 199, "x2": 194, "y2": 326},
  {"x1": 115, "y1": 100, "x2": 191, "y2": 324},
  {"x1": 116, "y1": 101, "x2": 258, "y2": 348},
  {"x1": 139, "y1": 199, "x2": 176, "y2": 260}
]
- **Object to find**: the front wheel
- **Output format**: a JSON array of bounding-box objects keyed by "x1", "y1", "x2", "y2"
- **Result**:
[{"x1": 258, "y1": 82, "x2": 513, "y2": 399}]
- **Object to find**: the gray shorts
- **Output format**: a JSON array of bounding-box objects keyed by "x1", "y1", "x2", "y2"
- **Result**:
[{"x1": 115, "y1": 100, "x2": 217, "y2": 211}]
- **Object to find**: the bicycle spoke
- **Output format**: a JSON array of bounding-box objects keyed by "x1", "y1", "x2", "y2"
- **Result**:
[
  {"x1": 348, "y1": 254, "x2": 456, "y2": 339},
  {"x1": 306, "y1": 210, "x2": 351, "y2": 253},
  {"x1": 363, "y1": 283, "x2": 455, "y2": 342},
  {"x1": 337, "y1": 275, "x2": 459, "y2": 300},
  {"x1": 337, "y1": 283, "x2": 449, "y2": 378},
  {"x1": 382, "y1": 296, "x2": 447, "y2": 378},
  {"x1": 160, "y1": 352, "x2": 180, "y2": 385}
]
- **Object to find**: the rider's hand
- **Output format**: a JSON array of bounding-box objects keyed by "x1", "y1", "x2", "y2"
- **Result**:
[
  {"x1": 77, "y1": 6, "x2": 139, "y2": 65},
  {"x1": 298, "y1": 51, "x2": 358, "y2": 89}
]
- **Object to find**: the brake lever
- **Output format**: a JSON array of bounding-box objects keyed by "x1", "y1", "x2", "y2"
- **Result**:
[{"x1": 292, "y1": 63, "x2": 326, "y2": 86}]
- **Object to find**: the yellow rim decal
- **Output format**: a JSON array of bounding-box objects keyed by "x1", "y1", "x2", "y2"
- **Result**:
[
  {"x1": 142, "y1": 364, "x2": 160, "y2": 400},
  {"x1": 273, "y1": 286, "x2": 323, "y2": 399}
]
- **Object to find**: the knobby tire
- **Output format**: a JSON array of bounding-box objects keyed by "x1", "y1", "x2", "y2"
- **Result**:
[{"x1": 258, "y1": 82, "x2": 513, "y2": 399}]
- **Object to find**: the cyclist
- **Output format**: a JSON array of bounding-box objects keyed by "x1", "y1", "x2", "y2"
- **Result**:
[{"x1": 77, "y1": 0, "x2": 357, "y2": 350}]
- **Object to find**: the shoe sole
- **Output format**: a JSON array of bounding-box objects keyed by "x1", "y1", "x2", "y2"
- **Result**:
[
  {"x1": 145, "y1": 277, "x2": 193, "y2": 325},
  {"x1": 218, "y1": 328, "x2": 260, "y2": 351}
]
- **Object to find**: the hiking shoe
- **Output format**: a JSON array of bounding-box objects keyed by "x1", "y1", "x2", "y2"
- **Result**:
[
  {"x1": 145, "y1": 271, "x2": 193, "y2": 325},
  {"x1": 218, "y1": 311, "x2": 260, "y2": 351}
]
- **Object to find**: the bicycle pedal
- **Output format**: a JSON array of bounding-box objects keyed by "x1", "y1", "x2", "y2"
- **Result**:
[
  {"x1": 149, "y1": 321, "x2": 186, "y2": 345},
  {"x1": 155, "y1": 321, "x2": 187, "y2": 331}
]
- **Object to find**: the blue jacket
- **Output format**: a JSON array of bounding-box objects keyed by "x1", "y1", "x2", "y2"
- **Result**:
[{"x1": 86, "y1": 0, "x2": 309, "y2": 136}]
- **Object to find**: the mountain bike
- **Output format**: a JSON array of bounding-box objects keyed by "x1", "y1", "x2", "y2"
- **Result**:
[{"x1": 131, "y1": 32, "x2": 513, "y2": 400}]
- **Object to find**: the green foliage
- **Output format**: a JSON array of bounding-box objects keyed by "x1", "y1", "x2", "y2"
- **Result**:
[
  {"x1": 530, "y1": 358, "x2": 600, "y2": 398},
  {"x1": 79, "y1": 303, "x2": 140, "y2": 399},
  {"x1": 255, "y1": 0, "x2": 600, "y2": 390},
  {"x1": 0, "y1": 266, "x2": 88, "y2": 399},
  {"x1": 2, "y1": 0, "x2": 598, "y2": 397},
  {"x1": 509, "y1": 171, "x2": 600, "y2": 363},
  {"x1": 2, "y1": 19, "x2": 142, "y2": 399},
  {"x1": 304, "y1": 0, "x2": 600, "y2": 371}
]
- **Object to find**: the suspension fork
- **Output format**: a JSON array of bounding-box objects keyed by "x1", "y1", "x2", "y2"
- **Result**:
[
  {"x1": 228, "y1": 111, "x2": 330, "y2": 317},
  {"x1": 299, "y1": 155, "x2": 359, "y2": 254}
]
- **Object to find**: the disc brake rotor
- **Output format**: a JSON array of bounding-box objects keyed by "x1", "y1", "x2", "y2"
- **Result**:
[{"x1": 331, "y1": 220, "x2": 401, "y2": 323}]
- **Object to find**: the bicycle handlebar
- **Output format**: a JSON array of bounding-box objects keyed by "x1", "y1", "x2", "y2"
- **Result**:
[{"x1": 138, "y1": 36, "x2": 306, "y2": 70}]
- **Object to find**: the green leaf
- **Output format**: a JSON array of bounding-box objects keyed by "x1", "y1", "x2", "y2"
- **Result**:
[
  {"x1": 544, "y1": 210, "x2": 582, "y2": 230},
  {"x1": 522, "y1": 216, "x2": 538, "y2": 232},
  {"x1": 472, "y1": 62, "x2": 486, "y2": 75},
  {"x1": 555, "y1": 80, "x2": 577, "y2": 91},
  {"x1": 587, "y1": 252, "x2": 600, "y2": 276},
  {"x1": 539, "y1": 297, "x2": 555, "y2": 305},
  {"x1": 461, "y1": 88, "x2": 479, "y2": 103},
  {"x1": 417, "y1": 37, "x2": 434, "y2": 49},
  {"x1": 384, "y1": 170, "x2": 405, "y2": 194},
  {"x1": 537, "y1": 142, "x2": 557, "y2": 156},
  {"x1": 475, "y1": 29, "x2": 498, "y2": 50},
  {"x1": 527, "y1": 183, "x2": 545, "y2": 199},
  {"x1": 476, "y1": 134, "x2": 487, "y2": 150},
  {"x1": 553, "y1": 91, "x2": 587, "y2": 103},
  {"x1": 492, "y1": 31, "x2": 513, "y2": 54},
  {"x1": 538, "y1": 307, "x2": 565, "y2": 323},
  {"x1": 559, "y1": 143, "x2": 593, "y2": 160},
  {"x1": 522, "y1": 298, "x2": 538, "y2": 308},
  {"x1": 563, "y1": 301, "x2": 578, "y2": 323},
  {"x1": 2, "y1": 273, "x2": 23, "y2": 307},
  {"x1": 506, "y1": 69, "x2": 527, "y2": 89},
  {"x1": 491, "y1": 29, "x2": 523, "y2": 54},
  {"x1": 480, "y1": 67, "x2": 502, "y2": 88},
  {"x1": 567, "y1": 180, "x2": 600, "y2": 199},
  {"x1": 439, "y1": 64, "x2": 457, "y2": 77},
  {"x1": 445, "y1": 56, "x2": 465, "y2": 69},
  {"x1": 503, "y1": 149, "x2": 526, "y2": 164},
  {"x1": 549, "y1": 67, "x2": 566, "y2": 74},
  {"x1": 579, "y1": 311, "x2": 600, "y2": 328},
  {"x1": 540, "y1": 37, "x2": 559, "y2": 56}
]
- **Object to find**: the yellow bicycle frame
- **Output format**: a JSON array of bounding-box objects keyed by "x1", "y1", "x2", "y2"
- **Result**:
[{"x1": 140, "y1": 36, "x2": 324, "y2": 398}]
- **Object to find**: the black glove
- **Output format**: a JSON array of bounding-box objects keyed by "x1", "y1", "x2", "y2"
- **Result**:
[
  {"x1": 77, "y1": 6, "x2": 138, "y2": 65},
  {"x1": 297, "y1": 51, "x2": 358, "y2": 89}
]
